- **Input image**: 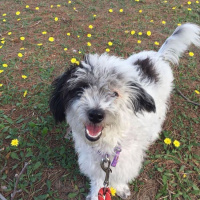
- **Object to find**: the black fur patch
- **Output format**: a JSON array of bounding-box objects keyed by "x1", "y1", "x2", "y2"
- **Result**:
[
  {"x1": 49, "y1": 65, "x2": 89, "y2": 123},
  {"x1": 134, "y1": 58, "x2": 159, "y2": 83},
  {"x1": 128, "y1": 82, "x2": 156, "y2": 113}
]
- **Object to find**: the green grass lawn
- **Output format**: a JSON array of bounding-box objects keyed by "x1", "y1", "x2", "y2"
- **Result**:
[{"x1": 0, "y1": 0, "x2": 199, "y2": 199}]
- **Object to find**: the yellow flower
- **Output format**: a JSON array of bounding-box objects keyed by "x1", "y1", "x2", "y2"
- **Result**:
[
  {"x1": 108, "y1": 41, "x2": 113, "y2": 46},
  {"x1": 196, "y1": 1, "x2": 199, "y2": 3},
  {"x1": 0, "y1": 46, "x2": 3, "y2": 49},
  {"x1": 77, "y1": 35, "x2": 80, "y2": 38},
  {"x1": 150, "y1": 20, "x2": 154, "y2": 23},
  {"x1": 173, "y1": 140, "x2": 180, "y2": 147},
  {"x1": 8, "y1": 32, "x2": 12, "y2": 35},
  {"x1": 71, "y1": 58, "x2": 77, "y2": 64},
  {"x1": 51, "y1": 5, "x2": 54, "y2": 8},
  {"x1": 137, "y1": 40, "x2": 141, "y2": 44},
  {"x1": 42, "y1": 31, "x2": 47, "y2": 34},
  {"x1": 11, "y1": 139, "x2": 19, "y2": 146},
  {"x1": 147, "y1": 31, "x2": 151, "y2": 36},
  {"x1": 0, "y1": 84, "x2": 3, "y2": 87},
  {"x1": 93, "y1": 14, "x2": 97, "y2": 18},
  {"x1": 125, "y1": 30, "x2": 129, "y2": 33},
  {"x1": 195, "y1": 90, "x2": 200, "y2": 94},
  {"x1": 183, "y1": 174, "x2": 187, "y2": 178},
  {"x1": 164, "y1": 0, "x2": 168, "y2": 3},
  {"x1": 2, "y1": 13, "x2": 7, "y2": 16},
  {"x1": 16, "y1": 11, "x2": 20, "y2": 15},
  {"x1": 20, "y1": 36, "x2": 25, "y2": 41},
  {"x1": 164, "y1": 138, "x2": 171, "y2": 145},
  {"x1": 110, "y1": 187, "x2": 116, "y2": 196},
  {"x1": 57, "y1": 4, "x2": 61, "y2": 7},
  {"x1": 87, "y1": 42, "x2": 92, "y2": 46},
  {"x1": 68, "y1": 1, "x2": 71, "y2": 3},
  {"x1": 26, "y1": 5, "x2": 29, "y2": 8},
  {"x1": 172, "y1": 7, "x2": 176, "y2": 10},
  {"x1": 64, "y1": 48, "x2": 68, "y2": 51},
  {"x1": 22, "y1": 75, "x2": 27, "y2": 79},
  {"x1": 79, "y1": 51, "x2": 82, "y2": 54},
  {"x1": 189, "y1": 52, "x2": 194, "y2": 57},
  {"x1": 139, "y1": 10, "x2": 143, "y2": 13},
  {"x1": 49, "y1": 37, "x2": 55, "y2": 42},
  {"x1": 35, "y1": 7, "x2": 39, "y2": 10},
  {"x1": 1, "y1": 41, "x2": 5, "y2": 44},
  {"x1": 188, "y1": 8, "x2": 192, "y2": 11},
  {"x1": 89, "y1": 25, "x2": 93, "y2": 29},
  {"x1": 18, "y1": 53, "x2": 23, "y2": 57},
  {"x1": 135, "y1": 0, "x2": 140, "y2": 2},
  {"x1": 138, "y1": 32, "x2": 142, "y2": 36},
  {"x1": 55, "y1": 17, "x2": 58, "y2": 21},
  {"x1": 187, "y1": 1, "x2": 191, "y2": 4},
  {"x1": 67, "y1": 33, "x2": 71, "y2": 36},
  {"x1": 23, "y1": 90, "x2": 27, "y2": 97},
  {"x1": 162, "y1": 21, "x2": 166, "y2": 25},
  {"x1": 87, "y1": 33, "x2": 92, "y2": 38},
  {"x1": 154, "y1": 41, "x2": 160, "y2": 46},
  {"x1": 106, "y1": 48, "x2": 110, "y2": 52},
  {"x1": 0, "y1": 70, "x2": 4, "y2": 73},
  {"x1": 131, "y1": 30, "x2": 135, "y2": 35},
  {"x1": 3, "y1": 64, "x2": 8, "y2": 67},
  {"x1": 109, "y1": 9, "x2": 113, "y2": 13},
  {"x1": 17, "y1": 18, "x2": 21, "y2": 21},
  {"x1": 37, "y1": 43, "x2": 43, "y2": 46},
  {"x1": 75, "y1": 61, "x2": 80, "y2": 65},
  {"x1": 177, "y1": 23, "x2": 181, "y2": 26},
  {"x1": 20, "y1": 47, "x2": 25, "y2": 50},
  {"x1": 119, "y1": 9, "x2": 123, "y2": 13},
  {"x1": 3, "y1": 19, "x2": 6, "y2": 22}
]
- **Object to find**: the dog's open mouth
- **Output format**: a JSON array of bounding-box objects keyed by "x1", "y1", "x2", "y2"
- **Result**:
[{"x1": 85, "y1": 124, "x2": 103, "y2": 142}]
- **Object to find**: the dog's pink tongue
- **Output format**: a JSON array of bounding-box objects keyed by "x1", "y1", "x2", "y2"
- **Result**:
[{"x1": 86, "y1": 124, "x2": 102, "y2": 136}]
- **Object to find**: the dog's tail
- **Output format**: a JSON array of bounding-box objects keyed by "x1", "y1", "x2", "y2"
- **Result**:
[{"x1": 158, "y1": 23, "x2": 200, "y2": 65}]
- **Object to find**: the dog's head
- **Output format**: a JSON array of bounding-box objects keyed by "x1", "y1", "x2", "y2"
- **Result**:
[{"x1": 50, "y1": 53, "x2": 156, "y2": 142}]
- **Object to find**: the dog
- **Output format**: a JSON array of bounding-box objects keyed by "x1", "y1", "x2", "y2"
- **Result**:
[{"x1": 49, "y1": 23, "x2": 200, "y2": 200}]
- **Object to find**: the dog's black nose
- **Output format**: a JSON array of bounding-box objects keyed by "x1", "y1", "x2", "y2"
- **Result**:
[{"x1": 88, "y1": 109, "x2": 105, "y2": 123}]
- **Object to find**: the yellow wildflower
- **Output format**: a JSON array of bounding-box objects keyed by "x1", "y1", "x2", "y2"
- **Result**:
[
  {"x1": 183, "y1": 174, "x2": 187, "y2": 178},
  {"x1": 26, "y1": 5, "x2": 29, "y2": 8},
  {"x1": 23, "y1": 90, "x2": 27, "y2": 97},
  {"x1": 105, "y1": 48, "x2": 110, "y2": 52},
  {"x1": 162, "y1": 21, "x2": 166, "y2": 25},
  {"x1": 68, "y1": 1, "x2": 72, "y2": 3},
  {"x1": 57, "y1": 4, "x2": 61, "y2": 7},
  {"x1": 195, "y1": 90, "x2": 200, "y2": 94},
  {"x1": 22, "y1": 75, "x2": 27, "y2": 79},
  {"x1": 189, "y1": 52, "x2": 194, "y2": 57},
  {"x1": 150, "y1": 20, "x2": 154, "y2": 23},
  {"x1": 51, "y1": 5, "x2": 54, "y2": 8},
  {"x1": 37, "y1": 43, "x2": 43, "y2": 46},
  {"x1": 64, "y1": 48, "x2": 68, "y2": 51},
  {"x1": 67, "y1": 33, "x2": 71, "y2": 36},
  {"x1": 108, "y1": 41, "x2": 113, "y2": 46},
  {"x1": 18, "y1": 53, "x2": 23, "y2": 57},
  {"x1": 196, "y1": 1, "x2": 199, "y2": 3},
  {"x1": 75, "y1": 61, "x2": 80, "y2": 65},
  {"x1": 137, "y1": 40, "x2": 141, "y2": 44},
  {"x1": 93, "y1": 14, "x2": 97, "y2": 18},
  {"x1": 1, "y1": 41, "x2": 5, "y2": 44},
  {"x1": 154, "y1": 41, "x2": 160, "y2": 45},
  {"x1": 0, "y1": 84, "x2": 3, "y2": 87},
  {"x1": 11, "y1": 139, "x2": 19, "y2": 146},
  {"x1": 177, "y1": 23, "x2": 181, "y2": 26},
  {"x1": 138, "y1": 32, "x2": 142, "y2": 36},
  {"x1": 35, "y1": 7, "x2": 39, "y2": 10},
  {"x1": 79, "y1": 51, "x2": 82, "y2": 54},
  {"x1": 89, "y1": 25, "x2": 93, "y2": 29},
  {"x1": 164, "y1": 138, "x2": 171, "y2": 145},
  {"x1": 2, "y1": 13, "x2": 7, "y2": 16},
  {"x1": 125, "y1": 30, "x2": 129, "y2": 33},
  {"x1": 42, "y1": 31, "x2": 47, "y2": 34},
  {"x1": 188, "y1": 8, "x2": 192, "y2": 11},
  {"x1": 8, "y1": 32, "x2": 12, "y2": 35},
  {"x1": 131, "y1": 30, "x2": 135, "y2": 35},
  {"x1": 87, "y1": 33, "x2": 92, "y2": 38},
  {"x1": 147, "y1": 31, "x2": 151, "y2": 36},
  {"x1": 172, "y1": 7, "x2": 176, "y2": 10},
  {"x1": 187, "y1": 1, "x2": 191, "y2": 4},
  {"x1": 20, "y1": 36, "x2": 25, "y2": 41},
  {"x1": 77, "y1": 35, "x2": 80, "y2": 38},
  {"x1": 139, "y1": 10, "x2": 143, "y2": 13},
  {"x1": 87, "y1": 42, "x2": 92, "y2": 46},
  {"x1": 109, "y1": 9, "x2": 113, "y2": 13},
  {"x1": 110, "y1": 187, "x2": 116, "y2": 196},
  {"x1": 17, "y1": 18, "x2": 21, "y2": 21},
  {"x1": 55, "y1": 17, "x2": 58, "y2": 21},
  {"x1": 3, "y1": 19, "x2": 6, "y2": 22},
  {"x1": 71, "y1": 58, "x2": 77, "y2": 64},
  {"x1": 0, "y1": 70, "x2": 4, "y2": 73},
  {"x1": 16, "y1": 11, "x2": 20, "y2": 15},
  {"x1": 20, "y1": 47, "x2": 25, "y2": 50},
  {"x1": 3, "y1": 64, "x2": 8, "y2": 67},
  {"x1": 49, "y1": 37, "x2": 55, "y2": 42},
  {"x1": 173, "y1": 140, "x2": 180, "y2": 147},
  {"x1": 119, "y1": 9, "x2": 123, "y2": 13}
]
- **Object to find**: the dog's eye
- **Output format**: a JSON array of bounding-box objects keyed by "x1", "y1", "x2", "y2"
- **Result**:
[{"x1": 112, "y1": 91, "x2": 119, "y2": 97}]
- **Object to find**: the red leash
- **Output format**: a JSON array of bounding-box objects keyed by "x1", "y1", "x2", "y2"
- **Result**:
[{"x1": 98, "y1": 187, "x2": 111, "y2": 200}]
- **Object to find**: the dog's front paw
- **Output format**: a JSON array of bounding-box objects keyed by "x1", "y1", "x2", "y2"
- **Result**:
[{"x1": 116, "y1": 186, "x2": 131, "y2": 199}]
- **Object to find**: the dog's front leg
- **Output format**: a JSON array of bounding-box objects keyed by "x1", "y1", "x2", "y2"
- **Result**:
[{"x1": 86, "y1": 179, "x2": 103, "y2": 200}]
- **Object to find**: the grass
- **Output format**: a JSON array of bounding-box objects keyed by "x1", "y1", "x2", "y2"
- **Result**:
[{"x1": 0, "y1": 0, "x2": 200, "y2": 199}]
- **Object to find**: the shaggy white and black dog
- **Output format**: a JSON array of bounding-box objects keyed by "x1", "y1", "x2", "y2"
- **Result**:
[{"x1": 50, "y1": 23, "x2": 200, "y2": 200}]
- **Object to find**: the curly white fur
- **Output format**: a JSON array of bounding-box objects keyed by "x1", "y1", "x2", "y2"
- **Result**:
[{"x1": 50, "y1": 23, "x2": 200, "y2": 200}]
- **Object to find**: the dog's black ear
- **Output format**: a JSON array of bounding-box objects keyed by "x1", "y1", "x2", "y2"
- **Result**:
[
  {"x1": 49, "y1": 65, "x2": 78, "y2": 123},
  {"x1": 129, "y1": 83, "x2": 156, "y2": 113}
]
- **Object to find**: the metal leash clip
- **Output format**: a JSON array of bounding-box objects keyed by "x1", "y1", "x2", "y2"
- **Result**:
[{"x1": 100, "y1": 155, "x2": 112, "y2": 188}]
